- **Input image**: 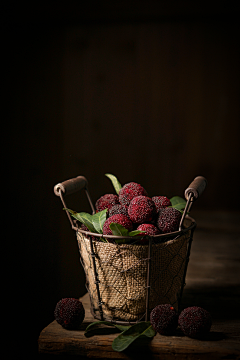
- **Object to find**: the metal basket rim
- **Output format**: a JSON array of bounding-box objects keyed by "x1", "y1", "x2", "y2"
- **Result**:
[{"x1": 75, "y1": 215, "x2": 196, "y2": 241}]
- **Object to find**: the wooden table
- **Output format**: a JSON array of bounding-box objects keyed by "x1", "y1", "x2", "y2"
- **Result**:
[{"x1": 38, "y1": 210, "x2": 240, "y2": 359}]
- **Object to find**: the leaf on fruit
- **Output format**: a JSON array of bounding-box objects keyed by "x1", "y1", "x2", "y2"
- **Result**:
[
  {"x1": 109, "y1": 223, "x2": 129, "y2": 237},
  {"x1": 91, "y1": 209, "x2": 107, "y2": 234},
  {"x1": 105, "y1": 173, "x2": 122, "y2": 195},
  {"x1": 84, "y1": 321, "x2": 130, "y2": 338},
  {"x1": 109, "y1": 223, "x2": 131, "y2": 244},
  {"x1": 109, "y1": 224, "x2": 147, "y2": 244},
  {"x1": 169, "y1": 196, "x2": 187, "y2": 211},
  {"x1": 112, "y1": 322, "x2": 156, "y2": 352}
]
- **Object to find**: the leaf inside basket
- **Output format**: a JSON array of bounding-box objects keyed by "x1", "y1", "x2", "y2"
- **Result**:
[
  {"x1": 109, "y1": 223, "x2": 146, "y2": 244},
  {"x1": 64, "y1": 208, "x2": 107, "y2": 233},
  {"x1": 91, "y1": 209, "x2": 108, "y2": 233},
  {"x1": 169, "y1": 196, "x2": 187, "y2": 211},
  {"x1": 64, "y1": 209, "x2": 97, "y2": 232},
  {"x1": 105, "y1": 173, "x2": 122, "y2": 194}
]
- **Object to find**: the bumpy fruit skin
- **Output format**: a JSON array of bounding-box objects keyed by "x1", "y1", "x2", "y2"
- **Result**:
[
  {"x1": 108, "y1": 204, "x2": 129, "y2": 218},
  {"x1": 137, "y1": 223, "x2": 160, "y2": 236},
  {"x1": 102, "y1": 214, "x2": 133, "y2": 235},
  {"x1": 178, "y1": 306, "x2": 212, "y2": 338},
  {"x1": 136, "y1": 223, "x2": 160, "y2": 244},
  {"x1": 152, "y1": 196, "x2": 171, "y2": 212},
  {"x1": 54, "y1": 298, "x2": 85, "y2": 330},
  {"x1": 128, "y1": 196, "x2": 156, "y2": 224},
  {"x1": 119, "y1": 182, "x2": 148, "y2": 206},
  {"x1": 95, "y1": 194, "x2": 119, "y2": 212},
  {"x1": 150, "y1": 304, "x2": 178, "y2": 335},
  {"x1": 157, "y1": 207, "x2": 182, "y2": 233}
]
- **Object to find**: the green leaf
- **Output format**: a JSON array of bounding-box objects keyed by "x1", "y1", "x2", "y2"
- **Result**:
[
  {"x1": 64, "y1": 209, "x2": 97, "y2": 233},
  {"x1": 105, "y1": 173, "x2": 122, "y2": 195},
  {"x1": 128, "y1": 230, "x2": 146, "y2": 236},
  {"x1": 169, "y1": 196, "x2": 187, "y2": 211},
  {"x1": 109, "y1": 223, "x2": 133, "y2": 244},
  {"x1": 109, "y1": 223, "x2": 130, "y2": 237},
  {"x1": 91, "y1": 209, "x2": 107, "y2": 234},
  {"x1": 112, "y1": 322, "x2": 155, "y2": 352},
  {"x1": 84, "y1": 321, "x2": 130, "y2": 337}
]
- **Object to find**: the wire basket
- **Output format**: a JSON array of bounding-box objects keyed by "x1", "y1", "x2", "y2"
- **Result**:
[{"x1": 54, "y1": 175, "x2": 207, "y2": 325}]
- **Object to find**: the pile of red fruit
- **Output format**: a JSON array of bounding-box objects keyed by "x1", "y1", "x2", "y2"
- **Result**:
[{"x1": 95, "y1": 181, "x2": 182, "y2": 238}]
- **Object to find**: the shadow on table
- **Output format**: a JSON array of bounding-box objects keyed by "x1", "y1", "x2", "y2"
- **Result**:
[{"x1": 180, "y1": 284, "x2": 240, "y2": 321}]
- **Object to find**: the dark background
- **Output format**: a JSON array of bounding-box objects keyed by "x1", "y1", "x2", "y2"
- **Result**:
[{"x1": 4, "y1": 2, "x2": 239, "y2": 357}]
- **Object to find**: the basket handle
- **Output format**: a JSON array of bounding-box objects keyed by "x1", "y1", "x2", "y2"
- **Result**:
[
  {"x1": 184, "y1": 176, "x2": 207, "y2": 201},
  {"x1": 179, "y1": 176, "x2": 207, "y2": 231},
  {"x1": 54, "y1": 176, "x2": 88, "y2": 196},
  {"x1": 54, "y1": 175, "x2": 95, "y2": 228}
]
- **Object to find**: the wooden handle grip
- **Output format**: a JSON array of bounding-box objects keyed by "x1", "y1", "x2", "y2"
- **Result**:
[
  {"x1": 184, "y1": 176, "x2": 207, "y2": 200},
  {"x1": 54, "y1": 176, "x2": 88, "y2": 196}
]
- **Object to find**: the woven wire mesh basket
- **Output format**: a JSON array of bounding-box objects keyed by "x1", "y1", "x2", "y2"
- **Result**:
[{"x1": 54, "y1": 175, "x2": 206, "y2": 325}]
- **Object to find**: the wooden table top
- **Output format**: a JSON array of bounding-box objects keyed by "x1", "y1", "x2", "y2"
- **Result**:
[{"x1": 38, "y1": 210, "x2": 240, "y2": 359}]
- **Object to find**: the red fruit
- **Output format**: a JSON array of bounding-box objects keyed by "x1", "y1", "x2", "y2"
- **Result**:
[
  {"x1": 54, "y1": 298, "x2": 85, "y2": 330},
  {"x1": 157, "y1": 207, "x2": 181, "y2": 233},
  {"x1": 119, "y1": 182, "x2": 148, "y2": 206},
  {"x1": 150, "y1": 304, "x2": 178, "y2": 335},
  {"x1": 152, "y1": 196, "x2": 171, "y2": 212},
  {"x1": 128, "y1": 196, "x2": 156, "y2": 224},
  {"x1": 137, "y1": 223, "x2": 160, "y2": 236},
  {"x1": 136, "y1": 223, "x2": 160, "y2": 244},
  {"x1": 102, "y1": 214, "x2": 133, "y2": 235},
  {"x1": 108, "y1": 204, "x2": 129, "y2": 218},
  {"x1": 178, "y1": 306, "x2": 212, "y2": 338},
  {"x1": 95, "y1": 194, "x2": 119, "y2": 212}
]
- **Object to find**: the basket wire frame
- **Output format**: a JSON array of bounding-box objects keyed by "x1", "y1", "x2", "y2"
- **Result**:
[
  {"x1": 58, "y1": 186, "x2": 196, "y2": 325},
  {"x1": 76, "y1": 220, "x2": 196, "y2": 325}
]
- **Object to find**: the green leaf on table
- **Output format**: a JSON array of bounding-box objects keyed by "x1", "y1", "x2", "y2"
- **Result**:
[
  {"x1": 64, "y1": 209, "x2": 97, "y2": 233},
  {"x1": 105, "y1": 173, "x2": 122, "y2": 195},
  {"x1": 84, "y1": 321, "x2": 130, "y2": 337},
  {"x1": 169, "y1": 196, "x2": 187, "y2": 211},
  {"x1": 91, "y1": 209, "x2": 107, "y2": 234},
  {"x1": 112, "y1": 321, "x2": 156, "y2": 352}
]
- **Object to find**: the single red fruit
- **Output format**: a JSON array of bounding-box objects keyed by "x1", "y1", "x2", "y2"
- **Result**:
[
  {"x1": 152, "y1": 196, "x2": 171, "y2": 212},
  {"x1": 102, "y1": 214, "x2": 133, "y2": 235},
  {"x1": 108, "y1": 204, "x2": 129, "y2": 218},
  {"x1": 95, "y1": 194, "x2": 119, "y2": 212},
  {"x1": 119, "y1": 182, "x2": 148, "y2": 206},
  {"x1": 136, "y1": 223, "x2": 160, "y2": 244},
  {"x1": 54, "y1": 298, "x2": 85, "y2": 330},
  {"x1": 128, "y1": 196, "x2": 156, "y2": 224},
  {"x1": 178, "y1": 306, "x2": 212, "y2": 338},
  {"x1": 157, "y1": 207, "x2": 182, "y2": 233},
  {"x1": 150, "y1": 304, "x2": 178, "y2": 335}
]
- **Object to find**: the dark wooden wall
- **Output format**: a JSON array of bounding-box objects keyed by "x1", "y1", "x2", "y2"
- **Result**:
[
  {"x1": 61, "y1": 20, "x2": 239, "y2": 207},
  {"x1": 4, "y1": 3, "x2": 239, "y2": 356}
]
